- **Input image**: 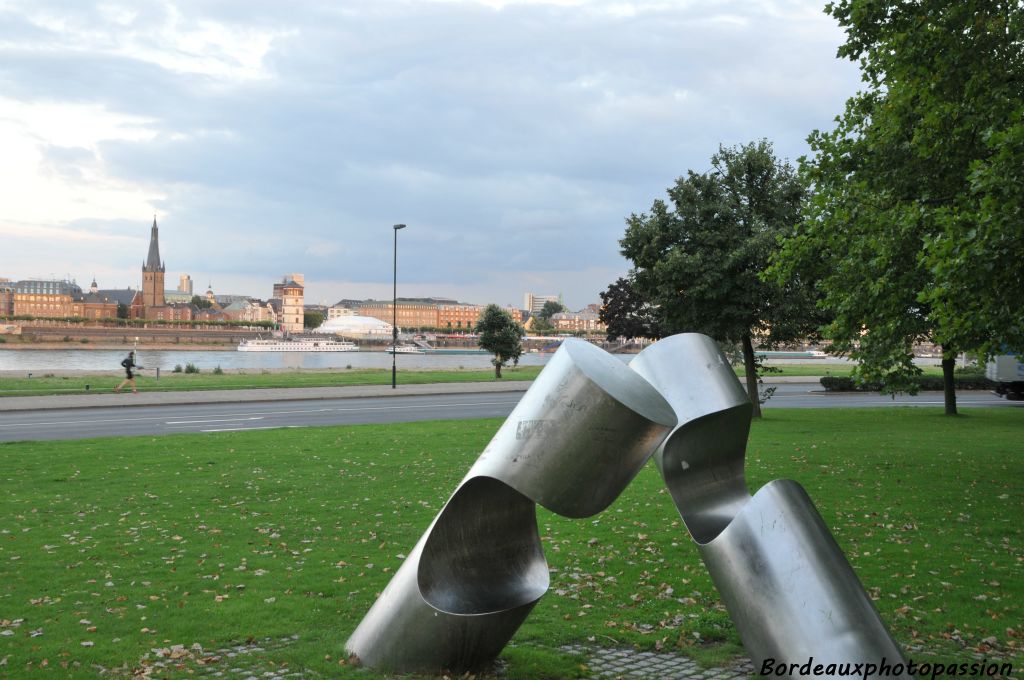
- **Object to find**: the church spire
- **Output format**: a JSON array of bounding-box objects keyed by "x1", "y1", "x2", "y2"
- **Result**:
[{"x1": 144, "y1": 216, "x2": 165, "y2": 273}]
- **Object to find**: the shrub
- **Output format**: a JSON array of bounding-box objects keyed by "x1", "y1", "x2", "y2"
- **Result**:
[
  {"x1": 80, "y1": 338, "x2": 89, "y2": 344},
  {"x1": 62, "y1": 336, "x2": 71, "y2": 342},
  {"x1": 820, "y1": 374, "x2": 996, "y2": 392},
  {"x1": 172, "y1": 364, "x2": 183, "y2": 373},
  {"x1": 184, "y1": 363, "x2": 200, "y2": 374},
  {"x1": 213, "y1": 365, "x2": 224, "y2": 375}
]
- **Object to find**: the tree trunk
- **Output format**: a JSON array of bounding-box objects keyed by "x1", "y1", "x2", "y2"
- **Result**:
[
  {"x1": 494, "y1": 359, "x2": 502, "y2": 379},
  {"x1": 941, "y1": 345, "x2": 957, "y2": 416},
  {"x1": 742, "y1": 334, "x2": 763, "y2": 419}
]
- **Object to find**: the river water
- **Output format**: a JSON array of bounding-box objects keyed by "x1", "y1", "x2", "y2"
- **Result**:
[
  {"x1": 0, "y1": 348, "x2": 557, "y2": 373},
  {"x1": 0, "y1": 347, "x2": 868, "y2": 374}
]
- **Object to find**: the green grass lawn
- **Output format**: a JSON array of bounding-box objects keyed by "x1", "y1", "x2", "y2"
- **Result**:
[
  {"x1": 747, "y1": 364, "x2": 950, "y2": 378},
  {"x1": 0, "y1": 363, "x2": 941, "y2": 398},
  {"x1": 0, "y1": 366, "x2": 544, "y2": 397},
  {"x1": 0, "y1": 409, "x2": 1020, "y2": 678}
]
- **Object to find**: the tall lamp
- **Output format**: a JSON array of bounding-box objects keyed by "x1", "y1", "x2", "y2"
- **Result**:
[{"x1": 392, "y1": 223, "x2": 406, "y2": 389}]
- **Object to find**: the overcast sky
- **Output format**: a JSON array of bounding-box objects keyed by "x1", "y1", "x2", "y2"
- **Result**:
[{"x1": 0, "y1": 0, "x2": 861, "y2": 310}]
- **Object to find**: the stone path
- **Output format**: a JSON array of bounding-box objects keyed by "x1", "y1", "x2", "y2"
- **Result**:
[
  {"x1": 131, "y1": 636, "x2": 755, "y2": 679},
  {"x1": 561, "y1": 644, "x2": 754, "y2": 680},
  {"x1": 131, "y1": 634, "x2": 313, "y2": 679}
]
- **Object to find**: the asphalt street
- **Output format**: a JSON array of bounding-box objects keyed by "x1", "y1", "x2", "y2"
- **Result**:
[
  {"x1": 0, "y1": 392, "x2": 525, "y2": 442},
  {"x1": 0, "y1": 383, "x2": 1019, "y2": 442}
]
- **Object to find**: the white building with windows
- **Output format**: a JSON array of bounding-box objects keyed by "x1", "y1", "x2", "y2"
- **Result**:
[
  {"x1": 313, "y1": 314, "x2": 393, "y2": 339},
  {"x1": 524, "y1": 292, "x2": 561, "y2": 315}
]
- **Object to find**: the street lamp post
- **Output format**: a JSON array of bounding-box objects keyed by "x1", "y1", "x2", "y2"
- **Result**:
[{"x1": 392, "y1": 223, "x2": 406, "y2": 389}]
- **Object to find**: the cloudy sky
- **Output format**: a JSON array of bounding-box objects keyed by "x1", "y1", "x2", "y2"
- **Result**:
[{"x1": 0, "y1": 0, "x2": 861, "y2": 310}]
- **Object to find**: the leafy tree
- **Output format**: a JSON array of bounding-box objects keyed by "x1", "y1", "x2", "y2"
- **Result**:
[
  {"x1": 475, "y1": 304, "x2": 524, "y2": 378},
  {"x1": 528, "y1": 301, "x2": 566, "y2": 333},
  {"x1": 191, "y1": 295, "x2": 212, "y2": 310},
  {"x1": 537, "y1": 300, "x2": 566, "y2": 323},
  {"x1": 116, "y1": 302, "x2": 129, "y2": 319},
  {"x1": 598, "y1": 276, "x2": 661, "y2": 341},
  {"x1": 304, "y1": 311, "x2": 325, "y2": 330},
  {"x1": 529, "y1": 316, "x2": 552, "y2": 333},
  {"x1": 770, "y1": 0, "x2": 1023, "y2": 415},
  {"x1": 620, "y1": 140, "x2": 821, "y2": 418}
]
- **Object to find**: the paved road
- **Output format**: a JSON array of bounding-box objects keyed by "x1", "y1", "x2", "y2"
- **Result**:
[
  {"x1": 765, "y1": 384, "x2": 1023, "y2": 409},
  {"x1": 0, "y1": 383, "x2": 1019, "y2": 442},
  {"x1": 0, "y1": 392, "x2": 526, "y2": 442}
]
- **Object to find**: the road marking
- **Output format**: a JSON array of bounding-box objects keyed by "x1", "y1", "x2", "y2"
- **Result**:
[
  {"x1": 0, "y1": 415, "x2": 167, "y2": 428},
  {"x1": 165, "y1": 417, "x2": 265, "y2": 425},
  {"x1": 200, "y1": 425, "x2": 299, "y2": 433},
  {"x1": 172, "y1": 399, "x2": 520, "y2": 419},
  {"x1": 0, "y1": 399, "x2": 521, "y2": 428}
]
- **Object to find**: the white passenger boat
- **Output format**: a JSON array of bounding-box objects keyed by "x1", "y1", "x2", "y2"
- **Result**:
[
  {"x1": 386, "y1": 344, "x2": 426, "y2": 354},
  {"x1": 238, "y1": 338, "x2": 359, "y2": 352}
]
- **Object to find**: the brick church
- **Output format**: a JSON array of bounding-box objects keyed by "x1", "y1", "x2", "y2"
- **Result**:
[{"x1": 141, "y1": 218, "x2": 192, "y2": 321}]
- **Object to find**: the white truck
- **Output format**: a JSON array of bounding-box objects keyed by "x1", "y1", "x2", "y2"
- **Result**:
[{"x1": 986, "y1": 354, "x2": 1024, "y2": 400}]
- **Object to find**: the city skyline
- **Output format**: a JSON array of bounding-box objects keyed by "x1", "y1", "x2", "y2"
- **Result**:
[{"x1": 0, "y1": 1, "x2": 862, "y2": 310}]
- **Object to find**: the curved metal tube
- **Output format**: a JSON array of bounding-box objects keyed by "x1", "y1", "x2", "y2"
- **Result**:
[
  {"x1": 346, "y1": 339, "x2": 676, "y2": 673},
  {"x1": 630, "y1": 334, "x2": 906, "y2": 674}
]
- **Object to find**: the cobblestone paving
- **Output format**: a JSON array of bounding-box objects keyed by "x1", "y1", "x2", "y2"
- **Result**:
[
  {"x1": 134, "y1": 634, "x2": 314, "y2": 679},
  {"x1": 562, "y1": 644, "x2": 755, "y2": 680},
  {"x1": 138, "y1": 637, "x2": 756, "y2": 679}
]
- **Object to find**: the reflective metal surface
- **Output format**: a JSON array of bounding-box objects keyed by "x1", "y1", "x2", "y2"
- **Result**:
[
  {"x1": 631, "y1": 334, "x2": 906, "y2": 676},
  {"x1": 345, "y1": 338, "x2": 676, "y2": 673}
]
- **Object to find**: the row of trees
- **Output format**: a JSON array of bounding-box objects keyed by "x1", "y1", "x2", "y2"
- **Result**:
[
  {"x1": 600, "y1": 0, "x2": 1023, "y2": 417},
  {"x1": 1, "y1": 314, "x2": 275, "y2": 329}
]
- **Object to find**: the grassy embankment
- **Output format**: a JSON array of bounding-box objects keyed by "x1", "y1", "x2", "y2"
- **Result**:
[
  {"x1": 0, "y1": 409, "x2": 1020, "y2": 678},
  {"x1": 0, "y1": 365, "x2": 951, "y2": 397},
  {"x1": 0, "y1": 367, "x2": 543, "y2": 397}
]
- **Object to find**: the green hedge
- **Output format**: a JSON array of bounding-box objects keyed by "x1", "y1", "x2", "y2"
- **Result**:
[
  {"x1": 0, "y1": 315, "x2": 274, "y2": 329},
  {"x1": 821, "y1": 371, "x2": 995, "y2": 392}
]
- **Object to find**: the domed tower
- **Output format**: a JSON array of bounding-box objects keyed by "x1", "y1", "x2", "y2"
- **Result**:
[{"x1": 142, "y1": 217, "x2": 166, "y2": 309}]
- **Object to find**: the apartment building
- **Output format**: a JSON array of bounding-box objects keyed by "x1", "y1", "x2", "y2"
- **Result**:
[
  {"x1": 359, "y1": 300, "x2": 439, "y2": 328},
  {"x1": 550, "y1": 309, "x2": 606, "y2": 333},
  {"x1": 524, "y1": 292, "x2": 561, "y2": 315},
  {"x1": 436, "y1": 302, "x2": 483, "y2": 330}
]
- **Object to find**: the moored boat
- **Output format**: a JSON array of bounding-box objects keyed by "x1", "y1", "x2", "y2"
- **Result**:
[
  {"x1": 238, "y1": 338, "x2": 359, "y2": 352},
  {"x1": 386, "y1": 344, "x2": 426, "y2": 354}
]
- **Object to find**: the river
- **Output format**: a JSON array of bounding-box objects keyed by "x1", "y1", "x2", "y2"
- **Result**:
[
  {"x1": 0, "y1": 347, "x2": 870, "y2": 374},
  {"x1": 0, "y1": 348, "x2": 557, "y2": 373}
]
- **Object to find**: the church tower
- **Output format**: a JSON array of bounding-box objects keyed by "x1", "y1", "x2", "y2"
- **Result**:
[{"x1": 142, "y1": 217, "x2": 166, "y2": 309}]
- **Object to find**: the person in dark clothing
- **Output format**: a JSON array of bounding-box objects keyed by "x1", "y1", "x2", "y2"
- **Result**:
[{"x1": 115, "y1": 351, "x2": 138, "y2": 394}]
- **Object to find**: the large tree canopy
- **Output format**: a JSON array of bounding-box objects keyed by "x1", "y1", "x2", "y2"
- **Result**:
[
  {"x1": 618, "y1": 140, "x2": 821, "y2": 418},
  {"x1": 770, "y1": 0, "x2": 1024, "y2": 415},
  {"x1": 598, "y1": 276, "x2": 661, "y2": 341}
]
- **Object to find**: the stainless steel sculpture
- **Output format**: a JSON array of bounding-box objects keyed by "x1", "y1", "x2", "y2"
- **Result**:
[
  {"x1": 630, "y1": 334, "x2": 906, "y2": 673},
  {"x1": 347, "y1": 333, "x2": 907, "y2": 675},
  {"x1": 345, "y1": 338, "x2": 677, "y2": 673}
]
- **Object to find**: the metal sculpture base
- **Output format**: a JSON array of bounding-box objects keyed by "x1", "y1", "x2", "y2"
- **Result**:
[{"x1": 630, "y1": 335, "x2": 906, "y2": 674}]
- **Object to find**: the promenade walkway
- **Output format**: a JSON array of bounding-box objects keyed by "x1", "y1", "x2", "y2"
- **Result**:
[{"x1": 0, "y1": 376, "x2": 817, "y2": 412}]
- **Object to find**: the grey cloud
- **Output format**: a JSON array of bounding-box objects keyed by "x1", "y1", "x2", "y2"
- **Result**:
[{"x1": 1, "y1": 0, "x2": 863, "y2": 306}]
